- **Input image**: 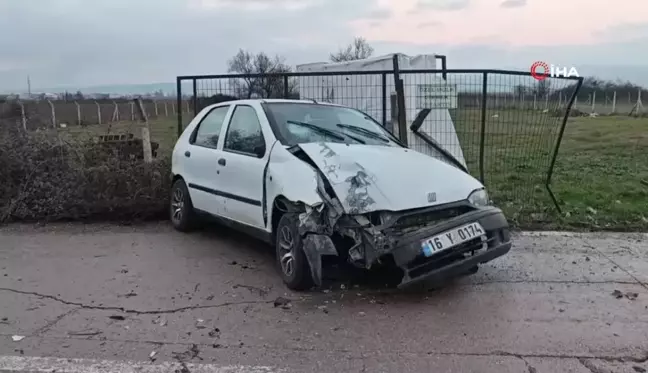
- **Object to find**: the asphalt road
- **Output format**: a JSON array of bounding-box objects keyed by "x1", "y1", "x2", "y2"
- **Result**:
[{"x1": 0, "y1": 223, "x2": 647, "y2": 373}]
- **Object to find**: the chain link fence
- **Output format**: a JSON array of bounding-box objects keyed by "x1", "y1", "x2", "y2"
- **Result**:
[
  {"x1": 0, "y1": 98, "x2": 193, "y2": 156},
  {"x1": 177, "y1": 68, "x2": 590, "y2": 223}
]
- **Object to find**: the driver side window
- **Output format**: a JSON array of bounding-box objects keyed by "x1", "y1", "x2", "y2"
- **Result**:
[{"x1": 224, "y1": 105, "x2": 266, "y2": 158}]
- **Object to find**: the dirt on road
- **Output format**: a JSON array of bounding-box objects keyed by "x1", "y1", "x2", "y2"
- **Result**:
[{"x1": 0, "y1": 223, "x2": 647, "y2": 373}]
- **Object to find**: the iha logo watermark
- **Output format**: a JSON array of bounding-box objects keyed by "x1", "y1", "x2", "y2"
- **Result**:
[{"x1": 530, "y1": 61, "x2": 579, "y2": 81}]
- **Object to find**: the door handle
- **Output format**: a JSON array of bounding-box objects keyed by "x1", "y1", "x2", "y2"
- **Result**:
[
  {"x1": 184, "y1": 151, "x2": 191, "y2": 157},
  {"x1": 218, "y1": 158, "x2": 226, "y2": 166}
]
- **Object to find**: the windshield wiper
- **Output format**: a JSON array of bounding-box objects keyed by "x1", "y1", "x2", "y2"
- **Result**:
[
  {"x1": 286, "y1": 120, "x2": 363, "y2": 143},
  {"x1": 336, "y1": 123, "x2": 389, "y2": 142}
]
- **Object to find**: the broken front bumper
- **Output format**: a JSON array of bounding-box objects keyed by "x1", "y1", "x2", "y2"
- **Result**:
[{"x1": 390, "y1": 206, "x2": 512, "y2": 288}]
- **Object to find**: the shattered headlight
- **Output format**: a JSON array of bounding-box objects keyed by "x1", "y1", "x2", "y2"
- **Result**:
[{"x1": 467, "y1": 188, "x2": 490, "y2": 207}]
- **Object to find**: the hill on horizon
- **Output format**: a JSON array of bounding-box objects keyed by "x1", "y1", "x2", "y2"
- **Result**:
[{"x1": 6, "y1": 64, "x2": 647, "y2": 96}]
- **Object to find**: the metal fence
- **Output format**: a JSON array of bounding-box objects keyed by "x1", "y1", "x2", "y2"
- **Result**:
[
  {"x1": 176, "y1": 64, "x2": 584, "y2": 214},
  {"x1": 1, "y1": 99, "x2": 189, "y2": 130}
]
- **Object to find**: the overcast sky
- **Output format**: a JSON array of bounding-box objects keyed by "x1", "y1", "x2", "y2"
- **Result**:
[{"x1": 1, "y1": 0, "x2": 648, "y2": 91}]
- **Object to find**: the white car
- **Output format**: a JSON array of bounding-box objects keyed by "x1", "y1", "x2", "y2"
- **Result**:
[{"x1": 170, "y1": 99, "x2": 512, "y2": 290}]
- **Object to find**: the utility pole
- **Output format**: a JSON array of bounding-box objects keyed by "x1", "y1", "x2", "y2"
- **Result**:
[{"x1": 27, "y1": 76, "x2": 31, "y2": 97}]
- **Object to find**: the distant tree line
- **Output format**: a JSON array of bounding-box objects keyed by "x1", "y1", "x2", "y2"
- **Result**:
[
  {"x1": 560, "y1": 77, "x2": 648, "y2": 101},
  {"x1": 516, "y1": 77, "x2": 648, "y2": 100}
]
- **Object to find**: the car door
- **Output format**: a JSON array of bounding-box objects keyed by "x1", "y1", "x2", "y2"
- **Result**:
[
  {"x1": 183, "y1": 104, "x2": 232, "y2": 216},
  {"x1": 216, "y1": 104, "x2": 271, "y2": 229}
]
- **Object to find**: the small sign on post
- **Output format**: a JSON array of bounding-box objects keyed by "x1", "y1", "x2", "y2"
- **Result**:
[
  {"x1": 134, "y1": 98, "x2": 153, "y2": 163},
  {"x1": 415, "y1": 84, "x2": 458, "y2": 109}
]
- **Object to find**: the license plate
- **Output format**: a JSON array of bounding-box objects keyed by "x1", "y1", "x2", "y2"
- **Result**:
[{"x1": 421, "y1": 222, "x2": 485, "y2": 257}]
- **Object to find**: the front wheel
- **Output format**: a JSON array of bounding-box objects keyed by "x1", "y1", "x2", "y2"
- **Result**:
[
  {"x1": 275, "y1": 214, "x2": 314, "y2": 291},
  {"x1": 169, "y1": 179, "x2": 197, "y2": 232}
]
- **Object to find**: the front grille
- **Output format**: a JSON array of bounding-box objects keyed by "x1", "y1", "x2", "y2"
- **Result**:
[{"x1": 392, "y1": 204, "x2": 475, "y2": 229}]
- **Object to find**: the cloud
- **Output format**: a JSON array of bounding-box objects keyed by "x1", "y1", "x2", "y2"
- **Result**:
[
  {"x1": 415, "y1": 0, "x2": 471, "y2": 11},
  {"x1": 500, "y1": 0, "x2": 527, "y2": 8},
  {"x1": 366, "y1": 8, "x2": 392, "y2": 19},
  {"x1": 417, "y1": 21, "x2": 442, "y2": 29},
  {"x1": 594, "y1": 22, "x2": 648, "y2": 41},
  {"x1": 0, "y1": 0, "x2": 373, "y2": 90},
  {"x1": 193, "y1": 0, "x2": 322, "y2": 11},
  {"x1": 356, "y1": 0, "x2": 648, "y2": 47},
  {"x1": 1, "y1": 0, "x2": 647, "y2": 92}
]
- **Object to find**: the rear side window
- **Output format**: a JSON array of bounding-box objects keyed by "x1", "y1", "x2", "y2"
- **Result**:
[{"x1": 192, "y1": 106, "x2": 230, "y2": 148}]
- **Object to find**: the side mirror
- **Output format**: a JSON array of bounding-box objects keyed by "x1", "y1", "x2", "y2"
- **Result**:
[{"x1": 254, "y1": 144, "x2": 266, "y2": 158}]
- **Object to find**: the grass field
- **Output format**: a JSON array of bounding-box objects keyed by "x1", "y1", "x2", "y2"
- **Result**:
[
  {"x1": 53, "y1": 110, "x2": 648, "y2": 231},
  {"x1": 449, "y1": 109, "x2": 648, "y2": 231}
]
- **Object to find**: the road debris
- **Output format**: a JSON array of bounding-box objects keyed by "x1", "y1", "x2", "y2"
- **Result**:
[
  {"x1": 149, "y1": 351, "x2": 157, "y2": 361},
  {"x1": 208, "y1": 328, "x2": 220, "y2": 338},
  {"x1": 153, "y1": 317, "x2": 167, "y2": 327},
  {"x1": 274, "y1": 297, "x2": 292, "y2": 309},
  {"x1": 11, "y1": 335, "x2": 25, "y2": 342},
  {"x1": 109, "y1": 315, "x2": 126, "y2": 321},
  {"x1": 172, "y1": 343, "x2": 202, "y2": 362},
  {"x1": 176, "y1": 363, "x2": 190, "y2": 373},
  {"x1": 68, "y1": 329, "x2": 102, "y2": 336},
  {"x1": 233, "y1": 284, "x2": 269, "y2": 297},
  {"x1": 612, "y1": 290, "x2": 639, "y2": 300},
  {"x1": 317, "y1": 305, "x2": 329, "y2": 314}
]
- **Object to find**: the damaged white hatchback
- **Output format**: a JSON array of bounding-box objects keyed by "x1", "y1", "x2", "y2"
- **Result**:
[{"x1": 170, "y1": 99, "x2": 512, "y2": 290}]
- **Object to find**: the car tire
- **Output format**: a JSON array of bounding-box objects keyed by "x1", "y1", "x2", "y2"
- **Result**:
[
  {"x1": 275, "y1": 213, "x2": 314, "y2": 291},
  {"x1": 169, "y1": 178, "x2": 197, "y2": 232}
]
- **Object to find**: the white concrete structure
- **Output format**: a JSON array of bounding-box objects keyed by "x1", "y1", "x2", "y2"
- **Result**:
[{"x1": 296, "y1": 53, "x2": 465, "y2": 168}]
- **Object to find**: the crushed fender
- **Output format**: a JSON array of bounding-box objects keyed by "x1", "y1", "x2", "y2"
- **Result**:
[{"x1": 289, "y1": 145, "x2": 412, "y2": 287}]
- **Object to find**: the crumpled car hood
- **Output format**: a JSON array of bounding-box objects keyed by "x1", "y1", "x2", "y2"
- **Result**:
[{"x1": 297, "y1": 142, "x2": 484, "y2": 214}]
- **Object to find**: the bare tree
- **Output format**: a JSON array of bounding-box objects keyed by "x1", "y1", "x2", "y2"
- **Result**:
[
  {"x1": 330, "y1": 37, "x2": 374, "y2": 62},
  {"x1": 514, "y1": 85, "x2": 527, "y2": 97},
  {"x1": 535, "y1": 79, "x2": 551, "y2": 98},
  {"x1": 226, "y1": 49, "x2": 296, "y2": 99}
]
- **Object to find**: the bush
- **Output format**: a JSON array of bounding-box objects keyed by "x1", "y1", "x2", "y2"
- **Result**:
[{"x1": 0, "y1": 120, "x2": 170, "y2": 223}]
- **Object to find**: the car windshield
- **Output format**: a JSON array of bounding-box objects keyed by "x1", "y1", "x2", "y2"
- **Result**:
[{"x1": 263, "y1": 102, "x2": 402, "y2": 147}]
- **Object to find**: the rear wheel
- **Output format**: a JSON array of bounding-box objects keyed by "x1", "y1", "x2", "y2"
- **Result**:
[
  {"x1": 275, "y1": 214, "x2": 314, "y2": 291},
  {"x1": 170, "y1": 179, "x2": 197, "y2": 232}
]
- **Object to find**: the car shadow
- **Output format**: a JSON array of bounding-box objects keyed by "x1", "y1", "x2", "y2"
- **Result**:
[{"x1": 187, "y1": 219, "x2": 471, "y2": 303}]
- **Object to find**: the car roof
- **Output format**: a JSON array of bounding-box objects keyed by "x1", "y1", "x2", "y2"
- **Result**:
[{"x1": 205, "y1": 99, "x2": 345, "y2": 110}]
